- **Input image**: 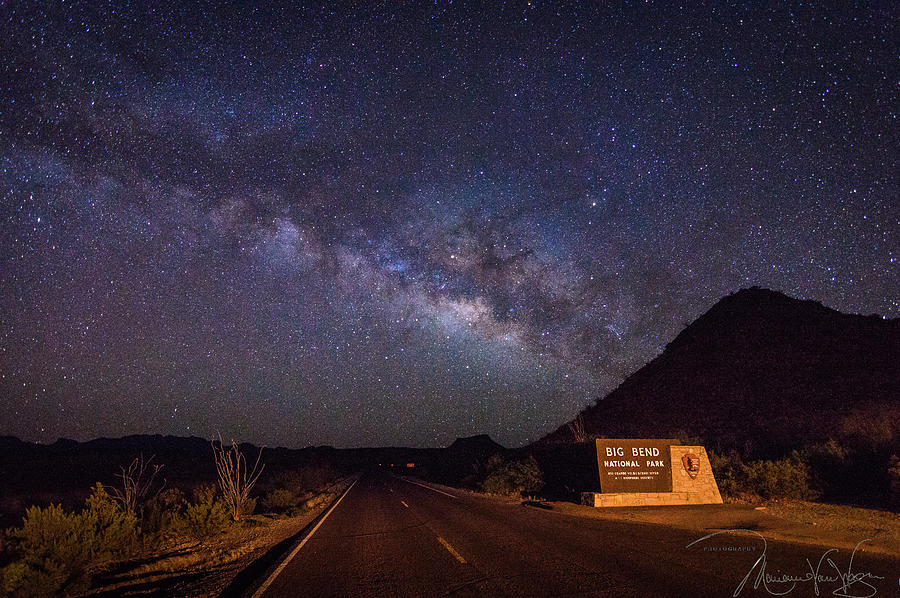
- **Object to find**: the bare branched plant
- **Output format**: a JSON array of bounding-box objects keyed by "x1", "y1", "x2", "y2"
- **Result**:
[
  {"x1": 107, "y1": 454, "x2": 166, "y2": 513},
  {"x1": 212, "y1": 435, "x2": 264, "y2": 521},
  {"x1": 568, "y1": 414, "x2": 589, "y2": 443}
]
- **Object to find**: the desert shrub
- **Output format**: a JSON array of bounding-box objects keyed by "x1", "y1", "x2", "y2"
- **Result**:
[
  {"x1": 266, "y1": 461, "x2": 339, "y2": 496},
  {"x1": 0, "y1": 484, "x2": 139, "y2": 597},
  {"x1": 296, "y1": 461, "x2": 340, "y2": 491},
  {"x1": 264, "y1": 470, "x2": 303, "y2": 496},
  {"x1": 261, "y1": 488, "x2": 299, "y2": 513},
  {"x1": 801, "y1": 435, "x2": 898, "y2": 506},
  {"x1": 317, "y1": 463, "x2": 341, "y2": 485},
  {"x1": 0, "y1": 504, "x2": 93, "y2": 597},
  {"x1": 803, "y1": 439, "x2": 848, "y2": 495},
  {"x1": 838, "y1": 408, "x2": 898, "y2": 452},
  {"x1": 82, "y1": 484, "x2": 141, "y2": 555},
  {"x1": 143, "y1": 487, "x2": 186, "y2": 536},
  {"x1": 240, "y1": 497, "x2": 257, "y2": 519},
  {"x1": 293, "y1": 492, "x2": 330, "y2": 516},
  {"x1": 0, "y1": 528, "x2": 12, "y2": 563},
  {"x1": 308, "y1": 491, "x2": 332, "y2": 508},
  {"x1": 710, "y1": 450, "x2": 818, "y2": 501},
  {"x1": 708, "y1": 450, "x2": 746, "y2": 499},
  {"x1": 178, "y1": 485, "x2": 231, "y2": 540},
  {"x1": 888, "y1": 455, "x2": 900, "y2": 510},
  {"x1": 743, "y1": 454, "x2": 816, "y2": 500},
  {"x1": 480, "y1": 455, "x2": 543, "y2": 497}
]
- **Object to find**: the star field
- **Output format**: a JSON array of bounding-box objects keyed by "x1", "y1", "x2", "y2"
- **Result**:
[{"x1": 1, "y1": 2, "x2": 896, "y2": 448}]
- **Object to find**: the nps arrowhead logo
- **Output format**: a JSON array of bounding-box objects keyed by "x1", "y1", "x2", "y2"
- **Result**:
[{"x1": 682, "y1": 453, "x2": 700, "y2": 479}]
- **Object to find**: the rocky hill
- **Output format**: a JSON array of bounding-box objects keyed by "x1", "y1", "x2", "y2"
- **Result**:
[
  {"x1": 534, "y1": 288, "x2": 899, "y2": 504},
  {"x1": 541, "y1": 287, "x2": 899, "y2": 456}
]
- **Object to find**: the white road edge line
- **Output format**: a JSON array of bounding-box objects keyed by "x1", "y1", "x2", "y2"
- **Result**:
[
  {"x1": 251, "y1": 477, "x2": 359, "y2": 598},
  {"x1": 436, "y1": 536, "x2": 467, "y2": 563},
  {"x1": 401, "y1": 477, "x2": 458, "y2": 499}
]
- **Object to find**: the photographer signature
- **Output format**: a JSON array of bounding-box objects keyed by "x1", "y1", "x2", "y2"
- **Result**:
[{"x1": 686, "y1": 529, "x2": 885, "y2": 597}]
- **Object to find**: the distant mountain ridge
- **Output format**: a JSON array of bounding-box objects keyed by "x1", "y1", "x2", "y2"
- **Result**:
[
  {"x1": 540, "y1": 287, "x2": 900, "y2": 457},
  {"x1": 447, "y1": 434, "x2": 504, "y2": 453},
  {"x1": 0, "y1": 432, "x2": 505, "y2": 526}
]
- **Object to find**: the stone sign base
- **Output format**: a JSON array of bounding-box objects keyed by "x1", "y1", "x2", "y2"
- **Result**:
[{"x1": 582, "y1": 445, "x2": 722, "y2": 507}]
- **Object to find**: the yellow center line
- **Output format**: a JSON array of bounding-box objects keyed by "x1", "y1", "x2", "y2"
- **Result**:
[
  {"x1": 401, "y1": 500, "x2": 409, "y2": 508},
  {"x1": 436, "y1": 536, "x2": 466, "y2": 563}
]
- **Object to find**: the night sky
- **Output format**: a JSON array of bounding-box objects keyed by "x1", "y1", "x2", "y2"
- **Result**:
[{"x1": 1, "y1": 2, "x2": 896, "y2": 448}]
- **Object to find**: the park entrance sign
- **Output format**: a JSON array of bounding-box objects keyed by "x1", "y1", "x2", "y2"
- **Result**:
[
  {"x1": 583, "y1": 438, "x2": 723, "y2": 507},
  {"x1": 595, "y1": 438, "x2": 678, "y2": 493}
]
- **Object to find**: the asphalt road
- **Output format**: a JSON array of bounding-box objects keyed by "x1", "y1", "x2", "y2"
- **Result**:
[{"x1": 255, "y1": 471, "x2": 898, "y2": 597}]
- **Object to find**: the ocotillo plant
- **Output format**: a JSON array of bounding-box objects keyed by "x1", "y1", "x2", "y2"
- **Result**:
[
  {"x1": 107, "y1": 454, "x2": 165, "y2": 514},
  {"x1": 212, "y1": 435, "x2": 264, "y2": 521}
]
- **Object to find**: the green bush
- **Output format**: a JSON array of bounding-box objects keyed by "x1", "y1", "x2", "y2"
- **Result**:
[
  {"x1": 1, "y1": 561, "x2": 32, "y2": 597},
  {"x1": 143, "y1": 487, "x2": 186, "y2": 537},
  {"x1": 240, "y1": 497, "x2": 257, "y2": 519},
  {"x1": 743, "y1": 454, "x2": 816, "y2": 500},
  {"x1": 178, "y1": 485, "x2": 231, "y2": 540},
  {"x1": 709, "y1": 450, "x2": 746, "y2": 499},
  {"x1": 82, "y1": 484, "x2": 142, "y2": 556},
  {"x1": 295, "y1": 462, "x2": 339, "y2": 492},
  {"x1": 0, "y1": 484, "x2": 139, "y2": 597},
  {"x1": 265, "y1": 462, "x2": 339, "y2": 497},
  {"x1": 710, "y1": 450, "x2": 817, "y2": 501},
  {"x1": 1, "y1": 503, "x2": 93, "y2": 597},
  {"x1": 261, "y1": 488, "x2": 299, "y2": 512},
  {"x1": 480, "y1": 455, "x2": 543, "y2": 497}
]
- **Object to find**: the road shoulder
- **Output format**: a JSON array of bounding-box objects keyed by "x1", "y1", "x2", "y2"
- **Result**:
[{"x1": 531, "y1": 499, "x2": 900, "y2": 557}]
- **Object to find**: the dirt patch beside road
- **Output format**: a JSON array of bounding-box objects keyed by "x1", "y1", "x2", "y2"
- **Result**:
[{"x1": 540, "y1": 499, "x2": 900, "y2": 556}]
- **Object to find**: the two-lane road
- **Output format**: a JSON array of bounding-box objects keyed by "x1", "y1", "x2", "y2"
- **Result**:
[{"x1": 255, "y1": 471, "x2": 898, "y2": 597}]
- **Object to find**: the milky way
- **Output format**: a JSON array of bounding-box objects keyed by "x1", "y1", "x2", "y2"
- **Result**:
[{"x1": 1, "y1": 2, "x2": 896, "y2": 448}]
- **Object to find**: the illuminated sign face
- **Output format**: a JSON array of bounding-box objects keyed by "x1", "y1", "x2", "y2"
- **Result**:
[{"x1": 595, "y1": 439, "x2": 678, "y2": 493}]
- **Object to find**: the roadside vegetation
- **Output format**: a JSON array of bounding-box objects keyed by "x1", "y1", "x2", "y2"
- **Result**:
[
  {"x1": 477, "y1": 455, "x2": 544, "y2": 498},
  {"x1": 563, "y1": 408, "x2": 899, "y2": 508},
  {"x1": 709, "y1": 415, "x2": 900, "y2": 506},
  {"x1": 709, "y1": 450, "x2": 816, "y2": 501},
  {"x1": 0, "y1": 440, "x2": 342, "y2": 598}
]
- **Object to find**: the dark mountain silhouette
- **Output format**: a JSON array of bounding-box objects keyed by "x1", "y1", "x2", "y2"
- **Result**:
[
  {"x1": 540, "y1": 287, "x2": 899, "y2": 455},
  {"x1": 0, "y1": 433, "x2": 506, "y2": 527},
  {"x1": 430, "y1": 434, "x2": 505, "y2": 485},
  {"x1": 0, "y1": 434, "x2": 339, "y2": 528},
  {"x1": 536, "y1": 287, "x2": 899, "y2": 504},
  {"x1": 447, "y1": 434, "x2": 504, "y2": 455}
]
